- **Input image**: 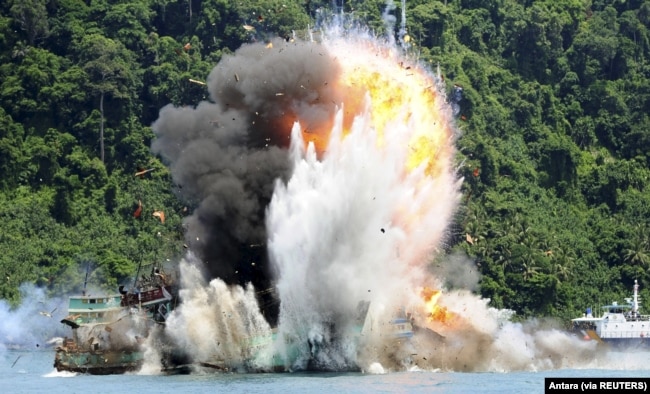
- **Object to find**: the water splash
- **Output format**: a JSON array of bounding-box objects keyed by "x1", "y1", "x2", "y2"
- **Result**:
[
  {"x1": 153, "y1": 254, "x2": 272, "y2": 372},
  {"x1": 267, "y1": 31, "x2": 460, "y2": 370}
]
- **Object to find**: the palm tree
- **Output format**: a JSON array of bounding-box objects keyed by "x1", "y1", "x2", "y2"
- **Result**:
[
  {"x1": 550, "y1": 245, "x2": 575, "y2": 283},
  {"x1": 552, "y1": 263, "x2": 571, "y2": 283},
  {"x1": 622, "y1": 223, "x2": 649, "y2": 267},
  {"x1": 623, "y1": 237, "x2": 649, "y2": 267},
  {"x1": 522, "y1": 261, "x2": 540, "y2": 281}
]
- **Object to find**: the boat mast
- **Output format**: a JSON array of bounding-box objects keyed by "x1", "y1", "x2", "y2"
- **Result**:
[
  {"x1": 633, "y1": 279, "x2": 640, "y2": 314},
  {"x1": 132, "y1": 261, "x2": 143, "y2": 311},
  {"x1": 132, "y1": 261, "x2": 142, "y2": 290},
  {"x1": 83, "y1": 262, "x2": 90, "y2": 296}
]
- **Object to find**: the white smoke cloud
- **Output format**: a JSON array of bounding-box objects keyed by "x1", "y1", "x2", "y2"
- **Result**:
[
  {"x1": 266, "y1": 70, "x2": 459, "y2": 369},
  {"x1": 0, "y1": 284, "x2": 66, "y2": 351}
]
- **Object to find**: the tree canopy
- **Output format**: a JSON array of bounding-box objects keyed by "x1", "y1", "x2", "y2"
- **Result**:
[{"x1": 0, "y1": 0, "x2": 649, "y2": 324}]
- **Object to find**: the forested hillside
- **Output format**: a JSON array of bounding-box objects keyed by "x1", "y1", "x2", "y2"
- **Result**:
[{"x1": 0, "y1": 0, "x2": 648, "y2": 323}]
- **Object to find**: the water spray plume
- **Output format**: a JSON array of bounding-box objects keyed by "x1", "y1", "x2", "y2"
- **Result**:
[
  {"x1": 265, "y1": 30, "x2": 460, "y2": 370},
  {"x1": 162, "y1": 255, "x2": 272, "y2": 371}
]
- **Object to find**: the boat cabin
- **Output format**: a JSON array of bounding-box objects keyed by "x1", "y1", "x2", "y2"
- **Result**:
[{"x1": 61, "y1": 294, "x2": 124, "y2": 327}]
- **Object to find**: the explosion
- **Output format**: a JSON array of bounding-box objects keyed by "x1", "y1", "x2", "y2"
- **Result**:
[
  {"x1": 266, "y1": 33, "x2": 460, "y2": 371},
  {"x1": 149, "y1": 14, "x2": 600, "y2": 374},
  {"x1": 421, "y1": 287, "x2": 458, "y2": 327},
  {"x1": 291, "y1": 39, "x2": 454, "y2": 180}
]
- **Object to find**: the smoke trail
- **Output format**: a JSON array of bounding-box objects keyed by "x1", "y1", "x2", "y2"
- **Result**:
[
  {"x1": 382, "y1": 0, "x2": 398, "y2": 48},
  {"x1": 381, "y1": 0, "x2": 409, "y2": 50}
]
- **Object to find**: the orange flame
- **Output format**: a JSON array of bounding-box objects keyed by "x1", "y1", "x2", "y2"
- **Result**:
[
  {"x1": 336, "y1": 43, "x2": 452, "y2": 177},
  {"x1": 421, "y1": 287, "x2": 457, "y2": 326},
  {"x1": 291, "y1": 40, "x2": 454, "y2": 179}
]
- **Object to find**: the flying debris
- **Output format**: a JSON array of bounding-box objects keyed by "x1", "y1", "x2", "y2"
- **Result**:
[
  {"x1": 11, "y1": 355, "x2": 21, "y2": 368},
  {"x1": 133, "y1": 200, "x2": 142, "y2": 218},
  {"x1": 465, "y1": 233, "x2": 474, "y2": 245},
  {"x1": 39, "y1": 307, "x2": 57, "y2": 318},
  {"x1": 243, "y1": 24, "x2": 255, "y2": 31},
  {"x1": 135, "y1": 168, "x2": 155, "y2": 177},
  {"x1": 153, "y1": 211, "x2": 166, "y2": 224},
  {"x1": 188, "y1": 78, "x2": 206, "y2": 86}
]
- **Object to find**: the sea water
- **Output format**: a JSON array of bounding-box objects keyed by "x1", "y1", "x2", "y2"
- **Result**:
[{"x1": 3, "y1": 349, "x2": 650, "y2": 394}]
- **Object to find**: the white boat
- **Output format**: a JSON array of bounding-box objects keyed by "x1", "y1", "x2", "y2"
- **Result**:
[{"x1": 572, "y1": 280, "x2": 650, "y2": 349}]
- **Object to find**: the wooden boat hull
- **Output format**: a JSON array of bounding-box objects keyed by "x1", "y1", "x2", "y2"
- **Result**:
[{"x1": 54, "y1": 349, "x2": 143, "y2": 375}]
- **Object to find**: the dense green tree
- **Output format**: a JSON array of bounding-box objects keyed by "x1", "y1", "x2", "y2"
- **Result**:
[
  {"x1": 77, "y1": 34, "x2": 139, "y2": 163},
  {"x1": 0, "y1": 0, "x2": 649, "y2": 323},
  {"x1": 103, "y1": 1, "x2": 155, "y2": 56},
  {"x1": 9, "y1": 0, "x2": 49, "y2": 46},
  {"x1": 0, "y1": 108, "x2": 27, "y2": 189}
]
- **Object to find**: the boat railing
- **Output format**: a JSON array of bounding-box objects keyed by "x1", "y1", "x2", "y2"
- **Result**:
[
  {"x1": 623, "y1": 313, "x2": 650, "y2": 322},
  {"x1": 602, "y1": 330, "x2": 650, "y2": 339},
  {"x1": 573, "y1": 321, "x2": 597, "y2": 331},
  {"x1": 121, "y1": 286, "x2": 172, "y2": 307}
]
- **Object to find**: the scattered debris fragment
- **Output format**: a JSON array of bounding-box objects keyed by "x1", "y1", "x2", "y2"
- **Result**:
[
  {"x1": 135, "y1": 168, "x2": 155, "y2": 177},
  {"x1": 133, "y1": 200, "x2": 142, "y2": 218},
  {"x1": 153, "y1": 211, "x2": 166, "y2": 224},
  {"x1": 465, "y1": 233, "x2": 474, "y2": 245}
]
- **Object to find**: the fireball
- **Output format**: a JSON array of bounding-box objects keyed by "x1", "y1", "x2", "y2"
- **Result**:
[
  {"x1": 290, "y1": 38, "x2": 455, "y2": 180},
  {"x1": 421, "y1": 287, "x2": 458, "y2": 327}
]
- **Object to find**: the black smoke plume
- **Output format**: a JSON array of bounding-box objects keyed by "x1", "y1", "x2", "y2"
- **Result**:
[{"x1": 151, "y1": 38, "x2": 342, "y2": 323}]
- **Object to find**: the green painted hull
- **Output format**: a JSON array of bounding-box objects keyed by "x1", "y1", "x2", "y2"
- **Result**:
[{"x1": 54, "y1": 349, "x2": 143, "y2": 375}]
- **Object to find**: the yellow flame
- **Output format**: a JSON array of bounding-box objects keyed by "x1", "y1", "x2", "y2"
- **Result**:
[
  {"x1": 332, "y1": 41, "x2": 453, "y2": 178},
  {"x1": 422, "y1": 287, "x2": 457, "y2": 326},
  {"x1": 286, "y1": 40, "x2": 455, "y2": 181}
]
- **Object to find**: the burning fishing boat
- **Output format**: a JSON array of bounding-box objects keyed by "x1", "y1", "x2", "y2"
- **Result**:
[{"x1": 54, "y1": 265, "x2": 179, "y2": 374}]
